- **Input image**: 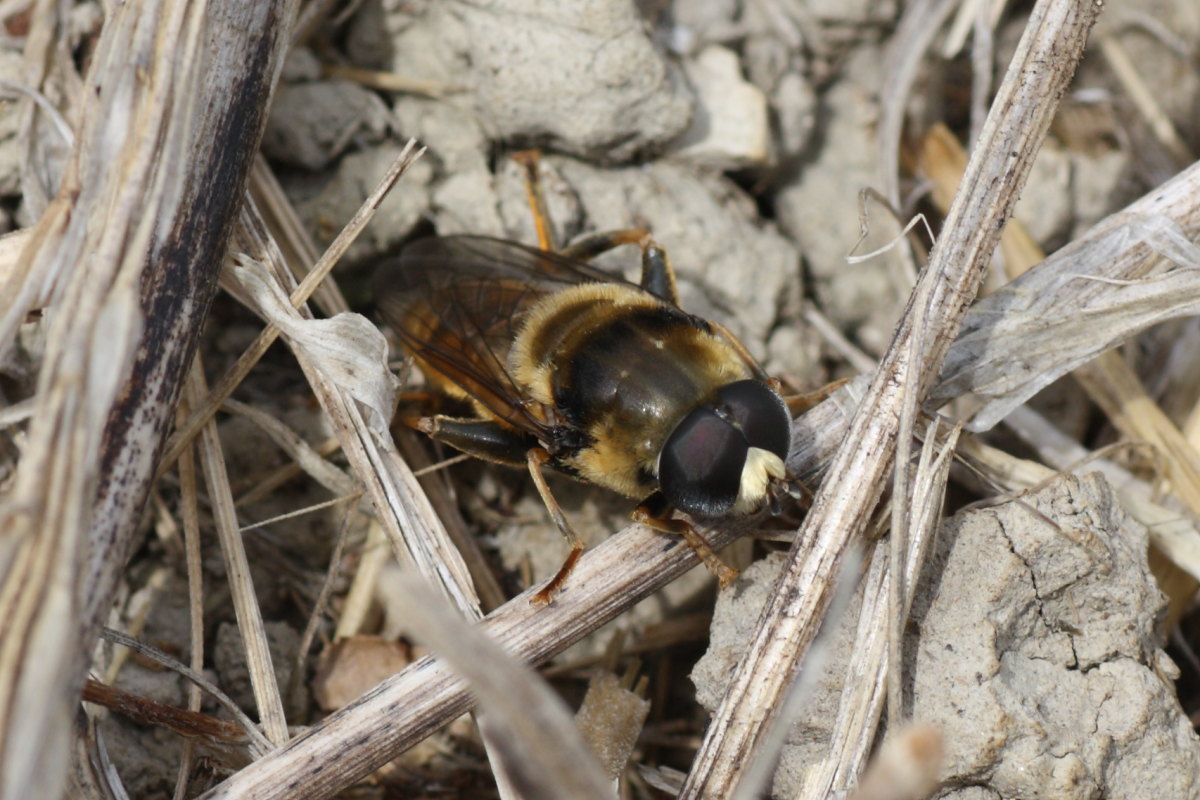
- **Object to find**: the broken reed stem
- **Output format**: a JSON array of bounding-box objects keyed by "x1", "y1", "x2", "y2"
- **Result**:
[
  {"x1": 0, "y1": 2, "x2": 294, "y2": 796},
  {"x1": 678, "y1": 2, "x2": 1101, "y2": 797}
]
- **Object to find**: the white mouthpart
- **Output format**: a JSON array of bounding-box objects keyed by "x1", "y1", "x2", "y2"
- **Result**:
[{"x1": 733, "y1": 447, "x2": 787, "y2": 514}]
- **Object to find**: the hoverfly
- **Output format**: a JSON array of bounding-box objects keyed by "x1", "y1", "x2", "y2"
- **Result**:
[{"x1": 377, "y1": 180, "x2": 797, "y2": 604}]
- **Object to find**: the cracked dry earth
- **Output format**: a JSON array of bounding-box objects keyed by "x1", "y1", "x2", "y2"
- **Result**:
[
  {"x1": 695, "y1": 474, "x2": 1200, "y2": 798},
  {"x1": 906, "y1": 473, "x2": 1200, "y2": 799}
]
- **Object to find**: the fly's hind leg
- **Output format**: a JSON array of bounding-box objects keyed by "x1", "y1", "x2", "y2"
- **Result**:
[{"x1": 632, "y1": 494, "x2": 739, "y2": 589}]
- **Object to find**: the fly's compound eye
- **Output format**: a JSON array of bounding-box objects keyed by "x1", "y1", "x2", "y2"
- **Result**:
[
  {"x1": 658, "y1": 407, "x2": 747, "y2": 518},
  {"x1": 658, "y1": 380, "x2": 793, "y2": 519},
  {"x1": 714, "y1": 379, "x2": 792, "y2": 460}
]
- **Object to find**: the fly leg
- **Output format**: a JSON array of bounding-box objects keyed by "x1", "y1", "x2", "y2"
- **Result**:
[
  {"x1": 512, "y1": 151, "x2": 682, "y2": 303},
  {"x1": 394, "y1": 391, "x2": 445, "y2": 432},
  {"x1": 413, "y1": 417, "x2": 585, "y2": 604},
  {"x1": 526, "y1": 447, "x2": 587, "y2": 605},
  {"x1": 782, "y1": 376, "x2": 851, "y2": 416},
  {"x1": 632, "y1": 494, "x2": 739, "y2": 589},
  {"x1": 413, "y1": 415, "x2": 534, "y2": 468},
  {"x1": 512, "y1": 150, "x2": 558, "y2": 251},
  {"x1": 559, "y1": 229, "x2": 680, "y2": 304}
]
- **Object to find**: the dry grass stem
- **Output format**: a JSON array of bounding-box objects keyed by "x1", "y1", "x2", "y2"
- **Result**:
[
  {"x1": 393, "y1": 429, "x2": 509, "y2": 612},
  {"x1": 797, "y1": 546, "x2": 890, "y2": 796},
  {"x1": 234, "y1": 438, "x2": 343, "y2": 508},
  {"x1": 286, "y1": 502, "x2": 357, "y2": 710},
  {"x1": 175, "y1": 395, "x2": 206, "y2": 800},
  {"x1": 1075, "y1": 354, "x2": 1200, "y2": 511},
  {"x1": 931, "y1": 160, "x2": 1200, "y2": 428},
  {"x1": 189, "y1": 357, "x2": 290, "y2": 746},
  {"x1": 215, "y1": 152, "x2": 483, "y2": 619},
  {"x1": 795, "y1": 423, "x2": 958, "y2": 800},
  {"x1": 98, "y1": 628, "x2": 273, "y2": 757},
  {"x1": 220, "y1": 398, "x2": 357, "y2": 498},
  {"x1": 731, "y1": 543, "x2": 867, "y2": 800},
  {"x1": 247, "y1": 155, "x2": 348, "y2": 317},
  {"x1": 336, "y1": 520, "x2": 390, "y2": 639},
  {"x1": 679, "y1": 3, "x2": 1100, "y2": 795},
  {"x1": 921, "y1": 111, "x2": 1200, "y2": 624},
  {"x1": 396, "y1": 572, "x2": 615, "y2": 800}
]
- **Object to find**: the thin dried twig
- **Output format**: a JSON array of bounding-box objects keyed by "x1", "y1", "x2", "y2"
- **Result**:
[
  {"x1": 795, "y1": 421, "x2": 958, "y2": 799},
  {"x1": 875, "y1": 0, "x2": 962, "y2": 289},
  {"x1": 220, "y1": 398, "x2": 357, "y2": 498},
  {"x1": 158, "y1": 140, "x2": 423, "y2": 472},
  {"x1": 930, "y1": 160, "x2": 1200, "y2": 428},
  {"x1": 286, "y1": 500, "x2": 358, "y2": 709},
  {"x1": 211, "y1": 146, "x2": 540, "y2": 799},
  {"x1": 222, "y1": 161, "x2": 481, "y2": 617},
  {"x1": 98, "y1": 628, "x2": 272, "y2": 757},
  {"x1": 336, "y1": 520, "x2": 390, "y2": 639},
  {"x1": 247, "y1": 155, "x2": 348, "y2": 317},
  {"x1": 173, "y1": 393, "x2": 206, "y2": 800},
  {"x1": 923, "y1": 98, "x2": 1200, "y2": 618},
  {"x1": 198, "y1": 511, "x2": 752, "y2": 800}
]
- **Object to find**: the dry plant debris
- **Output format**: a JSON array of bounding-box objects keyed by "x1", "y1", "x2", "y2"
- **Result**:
[{"x1": 1, "y1": 0, "x2": 1200, "y2": 799}]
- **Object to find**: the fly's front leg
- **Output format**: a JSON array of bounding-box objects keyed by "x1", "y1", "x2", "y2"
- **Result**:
[
  {"x1": 632, "y1": 495, "x2": 738, "y2": 588},
  {"x1": 782, "y1": 376, "x2": 851, "y2": 416}
]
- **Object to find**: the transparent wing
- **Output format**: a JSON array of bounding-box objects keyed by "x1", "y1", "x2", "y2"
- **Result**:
[{"x1": 375, "y1": 235, "x2": 639, "y2": 435}]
